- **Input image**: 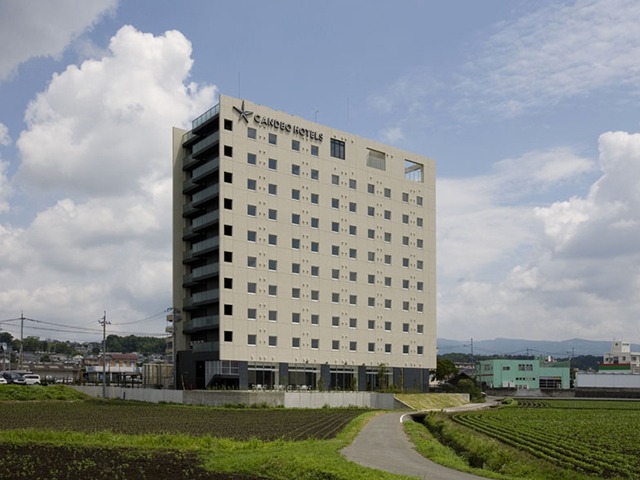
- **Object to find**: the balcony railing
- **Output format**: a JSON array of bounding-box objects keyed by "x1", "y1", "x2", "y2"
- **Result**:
[
  {"x1": 192, "y1": 211, "x2": 218, "y2": 231},
  {"x1": 192, "y1": 185, "x2": 219, "y2": 207},
  {"x1": 191, "y1": 157, "x2": 219, "y2": 182},
  {"x1": 192, "y1": 104, "x2": 220, "y2": 131},
  {"x1": 192, "y1": 131, "x2": 219, "y2": 158},
  {"x1": 184, "y1": 315, "x2": 219, "y2": 332},
  {"x1": 191, "y1": 341, "x2": 219, "y2": 354}
]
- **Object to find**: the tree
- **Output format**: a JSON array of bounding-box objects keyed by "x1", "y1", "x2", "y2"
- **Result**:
[{"x1": 433, "y1": 358, "x2": 459, "y2": 382}]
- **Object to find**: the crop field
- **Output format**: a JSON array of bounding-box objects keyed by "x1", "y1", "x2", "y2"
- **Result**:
[
  {"x1": 452, "y1": 400, "x2": 640, "y2": 478},
  {"x1": 0, "y1": 400, "x2": 365, "y2": 441}
]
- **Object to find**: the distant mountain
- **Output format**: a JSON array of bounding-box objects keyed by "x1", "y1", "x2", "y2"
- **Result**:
[{"x1": 437, "y1": 338, "x2": 638, "y2": 357}]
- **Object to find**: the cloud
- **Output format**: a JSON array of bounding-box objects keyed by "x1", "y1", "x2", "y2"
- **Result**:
[
  {"x1": 0, "y1": 0, "x2": 117, "y2": 81},
  {"x1": 458, "y1": 0, "x2": 640, "y2": 116},
  {"x1": 0, "y1": 26, "x2": 216, "y2": 340},
  {"x1": 0, "y1": 123, "x2": 10, "y2": 146},
  {"x1": 438, "y1": 133, "x2": 640, "y2": 341}
]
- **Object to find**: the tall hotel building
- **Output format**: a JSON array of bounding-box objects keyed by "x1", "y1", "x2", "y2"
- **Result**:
[{"x1": 172, "y1": 95, "x2": 435, "y2": 391}]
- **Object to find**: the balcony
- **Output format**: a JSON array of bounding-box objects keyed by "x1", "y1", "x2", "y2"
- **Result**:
[
  {"x1": 182, "y1": 178, "x2": 202, "y2": 194},
  {"x1": 192, "y1": 131, "x2": 219, "y2": 159},
  {"x1": 191, "y1": 289, "x2": 219, "y2": 306},
  {"x1": 192, "y1": 104, "x2": 220, "y2": 132},
  {"x1": 192, "y1": 185, "x2": 219, "y2": 207},
  {"x1": 181, "y1": 130, "x2": 200, "y2": 148},
  {"x1": 192, "y1": 211, "x2": 218, "y2": 232},
  {"x1": 184, "y1": 263, "x2": 219, "y2": 285},
  {"x1": 191, "y1": 341, "x2": 219, "y2": 354},
  {"x1": 183, "y1": 202, "x2": 201, "y2": 218},
  {"x1": 192, "y1": 237, "x2": 219, "y2": 256},
  {"x1": 183, "y1": 315, "x2": 219, "y2": 333},
  {"x1": 191, "y1": 157, "x2": 219, "y2": 183},
  {"x1": 182, "y1": 153, "x2": 202, "y2": 171}
]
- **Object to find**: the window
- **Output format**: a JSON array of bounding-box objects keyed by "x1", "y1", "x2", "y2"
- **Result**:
[
  {"x1": 311, "y1": 338, "x2": 319, "y2": 349},
  {"x1": 268, "y1": 133, "x2": 277, "y2": 145},
  {"x1": 402, "y1": 214, "x2": 409, "y2": 224},
  {"x1": 247, "y1": 282, "x2": 257, "y2": 294},
  {"x1": 331, "y1": 198, "x2": 339, "y2": 209},
  {"x1": 349, "y1": 178, "x2": 357, "y2": 189},
  {"x1": 367, "y1": 149, "x2": 386, "y2": 170},
  {"x1": 349, "y1": 248, "x2": 357, "y2": 259},
  {"x1": 311, "y1": 290, "x2": 319, "y2": 301},
  {"x1": 368, "y1": 320, "x2": 375, "y2": 330},
  {"x1": 224, "y1": 119, "x2": 233, "y2": 130},
  {"x1": 292, "y1": 238, "x2": 300, "y2": 249},
  {"x1": 417, "y1": 281, "x2": 424, "y2": 291},
  {"x1": 224, "y1": 251, "x2": 233, "y2": 262},
  {"x1": 332, "y1": 292, "x2": 340, "y2": 303},
  {"x1": 368, "y1": 206, "x2": 375, "y2": 217},
  {"x1": 330, "y1": 138, "x2": 345, "y2": 159},
  {"x1": 332, "y1": 316, "x2": 340, "y2": 327},
  {"x1": 292, "y1": 213, "x2": 300, "y2": 225},
  {"x1": 368, "y1": 342, "x2": 375, "y2": 353},
  {"x1": 268, "y1": 183, "x2": 277, "y2": 195},
  {"x1": 292, "y1": 337, "x2": 300, "y2": 348},
  {"x1": 247, "y1": 127, "x2": 256, "y2": 139},
  {"x1": 417, "y1": 260, "x2": 424, "y2": 270},
  {"x1": 247, "y1": 204, "x2": 256, "y2": 216},
  {"x1": 268, "y1": 335, "x2": 277, "y2": 347},
  {"x1": 292, "y1": 164, "x2": 300, "y2": 175},
  {"x1": 368, "y1": 297, "x2": 375, "y2": 307},
  {"x1": 247, "y1": 152, "x2": 257, "y2": 165},
  {"x1": 331, "y1": 174, "x2": 340, "y2": 185},
  {"x1": 224, "y1": 304, "x2": 233, "y2": 315},
  {"x1": 292, "y1": 262, "x2": 300, "y2": 274},
  {"x1": 311, "y1": 169, "x2": 319, "y2": 180},
  {"x1": 268, "y1": 158, "x2": 277, "y2": 170},
  {"x1": 292, "y1": 312, "x2": 300, "y2": 324},
  {"x1": 417, "y1": 346, "x2": 424, "y2": 355},
  {"x1": 403, "y1": 345, "x2": 409, "y2": 355},
  {"x1": 224, "y1": 145, "x2": 233, "y2": 157},
  {"x1": 385, "y1": 344, "x2": 392, "y2": 354},
  {"x1": 402, "y1": 192, "x2": 409, "y2": 203},
  {"x1": 417, "y1": 217, "x2": 424, "y2": 227},
  {"x1": 223, "y1": 172, "x2": 233, "y2": 184},
  {"x1": 332, "y1": 269, "x2": 340, "y2": 279},
  {"x1": 349, "y1": 341, "x2": 357, "y2": 352},
  {"x1": 332, "y1": 340, "x2": 340, "y2": 350},
  {"x1": 224, "y1": 277, "x2": 233, "y2": 289},
  {"x1": 384, "y1": 188, "x2": 391, "y2": 198},
  {"x1": 417, "y1": 195, "x2": 423, "y2": 205},
  {"x1": 367, "y1": 183, "x2": 375, "y2": 194},
  {"x1": 292, "y1": 139, "x2": 300, "y2": 151},
  {"x1": 311, "y1": 217, "x2": 319, "y2": 228},
  {"x1": 368, "y1": 229, "x2": 375, "y2": 239},
  {"x1": 247, "y1": 230, "x2": 256, "y2": 242},
  {"x1": 248, "y1": 308, "x2": 257, "y2": 320},
  {"x1": 311, "y1": 314, "x2": 319, "y2": 325},
  {"x1": 292, "y1": 288, "x2": 300, "y2": 299},
  {"x1": 384, "y1": 210, "x2": 391, "y2": 220},
  {"x1": 384, "y1": 299, "x2": 392, "y2": 309},
  {"x1": 311, "y1": 265, "x2": 319, "y2": 276},
  {"x1": 248, "y1": 334, "x2": 256, "y2": 346},
  {"x1": 269, "y1": 285, "x2": 278, "y2": 296},
  {"x1": 292, "y1": 189, "x2": 300, "y2": 200},
  {"x1": 349, "y1": 202, "x2": 357, "y2": 213},
  {"x1": 268, "y1": 209, "x2": 277, "y2": 220},
  {"x1": 311, "y1": 193, "x2": 319, "y2": 204},
  {"x1": 268, "y1": 234, "x2": 277, "y2": 245},
  {"x1": 368, "y1": 274, "x2": 375, "y2": 285},
  {"x1": 402, "y1": 279, "x2": 409, "y2": 289},
  {"x1": 268, "y1": 259, "x2": 277, "y2": 271},
  {"x1": 417, "y1": 324, "x2": 424, "y2": 334},
  {"x1": 384, "y1": 232, "x2": 392, "y2": 242},
  {"x1": 417, "y1": 239, "x2": 424, "y2": 248},
  {"x1": 349, "y1": 271, "x2": 357, "y2": 282},
  {"x1": 349, "y1": 318, "x2": 357, "y2": 329},
  {"x1": 311, "y1": 145, "x2": 319, "y2": 156},
  {"x1": 384, "y1": 254, "x2": 391, "y2": 265},
  {"x1": 349, "y1": 294, "x2": 357, "y2": 305},
  {"x1": 384, "y1": 321, "x2": 391, "y2": 332},
  {"x1": 368, "y1": 251, "x2": 375, "y2": 262},
  {"x1": 331, "y1": 245, "x2": 339, "y2": 256},
  {"x1": 417, "y1": 303, "x2": 424, "y2": 312},
  {"x1": 349, "y1": 225, "x2": 357, "y2": 236},
  {"x1": 247, "y1": 256, "x2": 256, "y2": 268},
  {"x1": 332, "y1": 222, "x2": 340, "y2": 233},
  {"x1": 224, "y1": 224, "x2": 233, "y2": 236},
  {"x1": 311, "y1": 241, "x2": 319, "y2": 252},
  {"x1": 403, "y1": 257, "x2": 410, "y2": 268},
  {"x1": 247, "y1": 179, "x2": 257, "y2": 191},
  {"x1": 402, "y1": 236, "x2": 409, "y2": 246},
  {"x1": 402, "y1": 323, "x2": 409, "y2": 333},
  {"x1": 384, "y1": 277, "x2": 392, "y2": 287},
  {"x1": 403, "y1": 301, "x2": 409, "y2": 311}
]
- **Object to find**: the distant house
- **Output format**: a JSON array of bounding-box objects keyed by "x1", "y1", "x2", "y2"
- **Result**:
[
  {"x1": 476, "y1": 357, "x2": 570, "y2": 390},
  {"x1": 599, "y1": 341, "x2": 640, "y2": 373},
  {"x1": 83, "y1": 352, "x2": 141, "y2": 384},
  {"x1": 576, "y1": 341, "x2": 640, "y2": 397}
]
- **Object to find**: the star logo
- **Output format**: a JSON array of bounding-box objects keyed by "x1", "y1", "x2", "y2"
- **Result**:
[{"x1": 233, "y1": 100, "x2": 253, "y2": 123}]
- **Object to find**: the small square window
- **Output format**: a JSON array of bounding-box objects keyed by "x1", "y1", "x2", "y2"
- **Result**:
[
  {"x1": 268, "y1": 259, "x2": 277, "y2": 271},
  {"x1": 330, "y1": 138, "x2": 345, "y2": 159},
  {"x1": 403, "y1": 258, "x2": 410, "y2": 268},
  {"x1": 403, "y1": 323, "x2": 410, "y2": 333},
  {"x1": 268, "y1": 133, "x2": 277, "y2": 145},
  {"x1": 349, "y1": 202, "x2": 357, "y2": 213},
  {"x1": 292, "y1": 262, "x2": 300, "y2": 274},
  {"x1": 248, "y1": 334, "x2": 256, "y2": 346},
  {"x1": 311, "y1": 241, "x2": 319, "y2": 252},
  {"x1": 268, "y1": 234, "x2": 277, "y2": 245},
  {"x1": 292, "y1": 139, "x2": 300, "y2": 151},
  {"x1": 403, "y1": 301, "x2": 410, "y2": 311},
  {"x1": 417, "y1": 346, "x2": 424, "y2": 355},
  {"x1": 417, "y1": 239, "x2": 424, "y2": 248},
  {"x1": 368, "y1": 320, "x2": 375, "y2": 330},
  {"x1": 247, "y1": 153, "x2": 257, "y2": 165},
  {"x1": 268, "y1": 335, "x2": 277, "y2": 347},
  {"x1": 332, "y1": 316, "x2": 340, "y2": 327},
  {"x1": 311, "y1": 314, "x2": 319, "y2": 325},
  {"x1": 292, "y1": 337, "x2": 300, "y2": 348},
  {"x1": 349, "y1": 225, "x2": 357, "y2": 236},
  {"x1": 247, "y1": 127, "x2": 256, "y2": 139},
  {"x1": 368, "y1": 251, "x2": 375, "y2": 262},
  {"x1": 384, "y1": 188, "x2": 391, "y2": 198},
  {"x1": 349, "y1": 248, "x2": 357, "y2": 259},
  {"x1": 349, "y1": 178, "x2": 357, "y2": 189},
  {"x1": 417, "y1": 260, "x2": 424, "y2": 270},
  {"x1": 311, "y1": 290, "x2": 319, "y2": 301},
  {"x1": 384, "y1": 232, "x2": 392, "y2": 242},
  {"x1": 417, "y1": 217, "x2": 424, "y2": 227},
  {"x1": 268, "y1": 158, "x2": 277, "y2": 170},
  {"x1": 385, "y1": 299, "x2": 392, "y2": 309},
  {"x1": 331, "y1": 198, "x2": 339, "y2": 209},
  {"x1": 292, "y1": 164, "x2": 300, "y2": 175},
  {"x1": 247, "y1": 282, "x2": 256, "y2": 294},
  {"x1": 311, "y1": 217, "x2": 319, "y2": 228},
  {"x1": 331, "y1": 174, "x2": 340, "y2": 185},
  {"x1": 311, "y1": 193, "x2": 319, "y2": 204},
  {"x1": 402, "y1": 214, "x2": 409, "y2": 224},
  {"x1": 224, "y1": 145, "x2": 233, "y2": 157},
  {"x1": 247, "y1": 204, "x2": 256, "y2": 216},
  {"x1": 224, "y1": 225, "x2": 233, "y2": 236},
  {"x1": 368, "y1": 206, "x2": 375, "y2": 216},
  {"x1": 311, "y1": 338, "x2": 319, "y2": 349},
  {"x1": 417, "y1": 303, "x2": 424, "y2": 312},
  {"x1": 349, "y1": 341, "x2": 357, "y2": 352},
  {"x1": 332, "y1": 269, "x2": 340, "y2": 279},
  {"x1": 332, "y1": 222, "x2": 340, "y2": 233},
  {"x1": 403, "y1": 345, "x2": 409, "y2": 355},
  {"x1": 349, "y1": 271, "x2": 357, "y2": 282},
  {"x1": 368, "y1": 342, "x2": 375, "y2": 352},
  {"x1": 417, "y1": 196, "x2": 423, "y2": 205},
  {"x1": 417, "y1": 281, "x2": 424, "y2": 291},
  {"x1": 402, "y1": 279, "x2": 409, "y2": 289},
  {"x1": 292, "y1": 312, "x2": 301, "y2": 323},
  {"x1": 224, "y1": 304, "x2": 233, "y2": 315},
  {"x1": 247, "y1": 230, "x2": 256, "y2": 242},
  {"x1": 384, "y1": 277, "x2": 392, "y2": 287},
  {"x1": 332, "y1": 340, "x2": 340, "y2": 350},
  {"x1": 268, "y1": 183, "x2": 277, "y2": 195},
  {"x1": 247, "y1": 179, "x2": 256, "y2": 190},
  {"x1": 223, "y1": 171, "x2": 233, "y2": 184},
  {"x1": 311, "y1": 145, "x2": 319, "y2": 156},
  {"x1": 224, "y1": 198, "x2": 233, "y2": 210},
  {"x1": 311, "y1": 169, "x2": 319, "y2": 180},
  {"x1": 384, "y1": 254, "x2": 392, "y2": 265},
  {"x1": 384, "y1": 321, "x2": 391, "y2": 332},
  {"x1": 367, "y1": 183, "x2": 375, "y2": 194},
  {"x1": 292, "y1": 288, "x2": 300, "y2": 299},
  {"x1": 402, "y1": 192, "x2": 409, "y2": 203},
  {"x1": 224, "y1": 277, "x2": 233, "y2": 289},
  {"x1": 403, "y1": 236, "x2": 409, "y2": 246},
  {"x1": 349, "y1": 295, "x2": 357, "y2": 305},
  {"x1": 292, "y1": 213, "x2": 300, "y2": 225},
  {"x1": 384, "y1": 210, "x2": 391, "y2": 220},
  {"x1": 368, "y1": 229, "x2": 375, "y2": 239},
  {"x1": 368, "y1": 297, "x2": 375, "y2": 307},
  {"x1": 247, "y1": 256, "x2": 256, "y2": 268},
  {"x1": 368, "y1": 274, "x2": 375, "y2": 284},
  {"x1": 268, "y1": 209, "x2": 277, "y2": 220},
  {"x1": 223, "y1": 251, "x2": 232, "y2": 262},
  {"x1": 349, "y1": 318, "x2": 357, "y2": 328},
  {"x1": 311, "y1": 265, "x2": 319, "y2": 277},
  {"x1": 332, "y1": 292, "x2": 340, "y2": 303},
  {"x1": 292, "y1": 238, "x2": 300, "y2": 249},
  {"x1": 331, "y1": 245, "x2": 339, "y2": 256},
  {"x1": 224, "y1": 119, "x2": 233, "y2": 130},
  {"x1": 417, "y1": 324, "x2": 424, "y2": 334},
  {"x1": 269, "y1": 285, "x2": 278, "y2": 296},
  {"x1": 248, "y1": 309, "x2": 256, "y2": 321},
  {"x1": 292, "y1": 189, "x2": 300, "y2": 200}
]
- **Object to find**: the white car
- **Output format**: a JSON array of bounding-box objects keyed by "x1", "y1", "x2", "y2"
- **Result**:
[
  {"x1": 0, "y1": 377, "x2": 7, "y2": 385},
  {"x1": 21, "y1": 374, "x2": 41, "y2": 385}
]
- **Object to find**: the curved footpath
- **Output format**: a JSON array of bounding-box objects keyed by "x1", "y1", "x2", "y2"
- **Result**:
[{"x1": 342, "y1": 403, "x2": 494, "y2": 480}]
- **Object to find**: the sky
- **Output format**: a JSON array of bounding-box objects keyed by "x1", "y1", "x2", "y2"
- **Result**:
[{"x1": 0, "y1": 0, "x2": 639, "y2": 344}]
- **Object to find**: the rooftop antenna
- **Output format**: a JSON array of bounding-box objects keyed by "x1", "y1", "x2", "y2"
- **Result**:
[{"x1": 314, "y1": 109, "x2": 319, "y2": 123}]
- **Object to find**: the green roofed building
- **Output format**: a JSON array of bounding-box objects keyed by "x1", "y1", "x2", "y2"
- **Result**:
[{"x1": 476, "y1": 357, "x2": 570, "y2": 390}]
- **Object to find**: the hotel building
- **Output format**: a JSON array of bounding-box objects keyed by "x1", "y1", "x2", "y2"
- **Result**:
[{"x1": 172, "y1": 95, "x2": 435, "y2": 391}]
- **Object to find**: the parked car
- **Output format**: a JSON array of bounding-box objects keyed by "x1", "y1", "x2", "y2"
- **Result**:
[
  {"x1": 1, "y1": 372, "x2": 24, "y2": 384},
  {"x1": 0, "y1": 377, "x2": 7, "y2": 385},
  {"x1": 21, "y1": 374, "x2": 41, "y2": 385}
]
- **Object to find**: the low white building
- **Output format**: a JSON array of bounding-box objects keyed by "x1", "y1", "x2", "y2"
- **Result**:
[{"x1": 600, "y1": 340, "x2": 640, "y2": 374}]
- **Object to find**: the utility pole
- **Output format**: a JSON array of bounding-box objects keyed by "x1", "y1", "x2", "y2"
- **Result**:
[
  {"x1": 19, "y1": 311, "x2": 24, "y2": 371},
  {"x1": 99, "y1": 311, "x2": 110, "y2": 398}
]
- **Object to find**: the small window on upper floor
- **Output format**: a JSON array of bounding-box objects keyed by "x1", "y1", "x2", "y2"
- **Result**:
[
  {"x1": 247, "y1": 127, "x2": 256, "y2": 139},
  {"x1": 292, "y1": 139, "x2": 300, "y2": 151},
  {"x1": 405, "y1": 159, "x2": 424, "y2": 182},
  {"x1": 268, "y1": 158, "x2": 277, "y2": 170},
  {"x1": 331, "y1": 174, "x2": 339, "y2": 185},
  {"x1": 224, "y1": 145, "x2": 233, "y2": 157},
  {"x1": 223, "y1": 171, "x2": 233, "y2": 183},
  {"x1": 311, "y1": 145, "x2": 319, "y2": 156},
  {"x1": 224, "y1": 119, "x2": 233, "y2": 131},
  {"x1": 368, "y1": 183, "x2": 375, "y2": 194},
  {"x1": 247, "y1": 153, "x2": 257, "y2": 165},
  {"x1": 349, "y1": 178, "x2": 357, "y2": 189},
  {"x1": 223, "y1": 198, "x2": 232, "y2": 210},
  {"x1": 292, "y1": 164, "x2": 300, "y2": 175},
  {"x1": 311, "y1": 169, "x2": 319, "y2": 180},
  {"x1": 269, "y1": 133, "x2": 277, "y2": 145},
  {"x1": 367, "y1": 149, "x2": 386, "y2": 170},
  {"x1": 384, "y1": 188, "x2": 391, "y2": 198},
  {"x1": 330, "y1": 138, "x2": 345, "y2": 159}
]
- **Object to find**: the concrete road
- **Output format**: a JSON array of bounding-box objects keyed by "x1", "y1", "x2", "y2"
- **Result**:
[{"x1": 341, "y1": 412, "x2": 487, "y2": 480}]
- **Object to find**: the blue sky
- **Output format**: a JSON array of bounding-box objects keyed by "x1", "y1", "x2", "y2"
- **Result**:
[{"x1": 0, "y1": 0, "x2": 639, "y2": 344}]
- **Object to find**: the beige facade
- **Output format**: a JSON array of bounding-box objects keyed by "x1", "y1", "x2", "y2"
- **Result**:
[{"x1": 173, "y1": 95, "x2": 435, "y2": 391}]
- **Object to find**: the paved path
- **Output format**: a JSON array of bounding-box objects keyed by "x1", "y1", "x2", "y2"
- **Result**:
[{"x1": 341, "y1": 411, "x2": 486, "y2": 480}]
